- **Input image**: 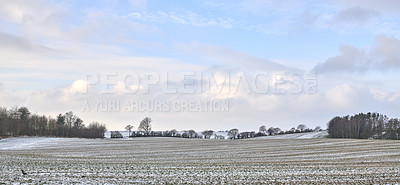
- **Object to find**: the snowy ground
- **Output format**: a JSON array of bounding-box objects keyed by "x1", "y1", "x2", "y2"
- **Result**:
[
  {"x1": 1, "y1": 136, "x2": 400, "y2": 184},
  {"x1": 254, "y1": 131, "x2": 329, "y2": 139},
  {"x1": 0, "y1": 137, "x2": 79, "y2": 150}
]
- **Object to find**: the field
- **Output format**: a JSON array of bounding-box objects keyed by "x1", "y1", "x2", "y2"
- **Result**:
[{"x1": 1, "y1": 133, "x2": 400, "y2": 184}]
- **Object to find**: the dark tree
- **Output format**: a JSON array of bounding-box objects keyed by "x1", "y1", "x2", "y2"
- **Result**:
[
  {"x1": 138, "y1": 117, "x2": 152, "y2": 136},
  {"x1": 327, "y1": 112, "x2": 399, "y2": 140},
  {"x1": 0, "y1": 106, "x2": 107, "y2": 138},
  {"x1": 314, "y1": 126, "x2": 322, "y2": 132},
  {"x1": 56, "y1": 114, "x2": 65, "y2": 136},
  {"x1": 297, "y1": 124, "x2": 307, "y2": 132},
  {"x1": 202, "y1": 130, "x2": 214, "y2": 139},
  {"x1": 125, "y1": 125, "x2": 134, "y2": 137},
  {"x1": 170, "y1": 129, "x2": 178, "y2": 137},
  {"x1": 267, "y1": 127, "x2": 275, "y2": 135},
  {"x1": 188, "y1": 129, "x2": 197, "y2": 138},
  {"x1": 259, "y1": 125, "x2": 267, "y2": 135},
  {"x1": 228, "y1": 128, "x2": 239, "y2": 139}
]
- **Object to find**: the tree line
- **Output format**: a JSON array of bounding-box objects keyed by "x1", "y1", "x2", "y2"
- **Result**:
[
  {"x1": 0, "y1": 106, "x2": 107, "y2": 138},
  {"x1": 327, "y1": 112, "x2": 400, "y2": 139},
  {"x1": 115, "y1": 117, "x2": 322, "y2": 139}
]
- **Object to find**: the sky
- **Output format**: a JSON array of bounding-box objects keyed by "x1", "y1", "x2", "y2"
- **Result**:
[{"x1": 1, "y1": 0, "x2": 400, "y2": 131}]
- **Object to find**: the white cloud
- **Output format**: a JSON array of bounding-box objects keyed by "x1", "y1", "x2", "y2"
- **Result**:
[
  {"x1": 174, "y1": 42, "x2": 297, "y2": 73},
  {"x1": 370, "y1": 88, "x2": 400, "y2": 103},
  {"x1": 325, "y1": 84, "x2": 357, "y2": 108},
  {"x1": 128, "y1": 11, "x2": 234, "y2": 29},
  {"x1": 389, "y1": 92, "x2": 400, "y2": 102},
  {"x1": 65, "y1": 80, "x2": 89, "y2": 94},
  {"x1": 0, "y1": 83, "x2": 25, "y2": 108},
  {"x1": 238, "y1": 0, "x2": 306, "y2": 16},
  {"x1": 0, "y1": 0, "x2": 158, "y2": 57},
  {"x1": 369, "y1": 88, "x2": 389, "y2": 101},
  {"x1": 0, "y1": 0, "x2": 68, "y2": 24},
  {"x1": 129, "y1": 0, "x2": 147, "y2": 10}
]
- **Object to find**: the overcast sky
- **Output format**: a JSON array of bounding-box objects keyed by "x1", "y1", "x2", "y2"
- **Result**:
[{"x1": 1, "y1": 0, "x2": 400, "y2": 131}]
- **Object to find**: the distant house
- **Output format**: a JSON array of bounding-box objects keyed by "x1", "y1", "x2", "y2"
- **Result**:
[{"x1": 110, "y1": 131, "x2": 123, "y2": 138}]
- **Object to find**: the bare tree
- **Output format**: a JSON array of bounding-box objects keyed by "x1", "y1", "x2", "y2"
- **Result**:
[
  {"x1": 202, "y1": 130, "x2": 214, "y2": 139},
  {"x1": 87, "y1": 122, "x2": 107, "y2": 138},
  {"x1": 73, "y1": 118, "x2": 84, "y2": 129},
  {"x1": 65, "y1": 111, "x2": 78, "y2": 136},
  {"x1": 125, "y1": 125, "x2": 134, "y2": 137},
  {"x1": 181, "y1": 130, "x2": 189, "y2": 138},
  {"x1": 138, "y1": 117, "x2": 152, "y2": 136},
  {"x1": 267, "y1": 127, "x2": 275, "y2": 135},
  {"x1": 297, "y1": 124, "x2": 307, "y2": 132},
  {"x1": 228, "y1": 128, "x2": 239, "y2": 139},
  {"x1": 273, "y1": 127, "x2": 281, "y2": 134},
  {"x1": 0, "y1": 105, "x2": 107, "y2": 138},
  {"x1": 17, "y1": 107, "x2": 30, "y2": 120},
  {"x1": 170, "y1": 129, "x2": 178, "y2": 137},
  {"x1": 259, "y1": 125, "x2": 267, "y2": 135},
  {"x1": 314, "y1": 126, "x2": 322, "y2": 132},
  {"x1": 188, "y1": 129, "x2": 197, "y2": 138}
]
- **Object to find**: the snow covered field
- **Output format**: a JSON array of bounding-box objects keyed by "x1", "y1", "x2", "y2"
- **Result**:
[
  {"x1": 258, "y1": 131, "x2": 329, "y2": 139},
  {"x1": 1, "y1": 136, "x2": 400, "y2": 184}
]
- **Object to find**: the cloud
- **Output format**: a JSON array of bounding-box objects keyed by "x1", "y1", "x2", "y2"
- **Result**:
[
  {"x1": 0, "y1": 0, "x2": 158, "y2": 55},
  {"x1": 0, "y1": 82, "x2": 25, "y2": 108},
  {"x1": 370, "y1": 88, "x2": 400, "y2": 103},
  {"x1": 229, "y1": 0, "x2": 400, "y2": 35},
  {"x1": 17, "y1": 78, "x2": 321, "y2": 131},
  {"x1": 174, "y1": 42, "x2": 298, "y2": 73},
  {"x1": 0, "y1": 0, "x2": 70, "y2": 42},
  {"x1": 0, "y1": 55, "x2": 207, "y2": 91},
  {"x1": 325, "y1": 84, "x2": 357, "y2": 108},
  {"x1": 373, "y1": 35, "x2": 400, "y2": 68},
  {"x1": 238, "y1": 0, "x2": 305, "y2": 16},
  {"x1": 333, "y1": 0, "x2": 400, "y2": 14},
  {"x1": 129, "y1": 0, "x2": 147, "y2": 10},
  {"x1": 369, "y1": 88, "x2": 390, "y2": 101},
  {"x1": 314, "y1": 45, "x2": 369, "y2": 73},
  {"x1": 128, "y1": 11, "x2": 234, "y2": 29},
  {"x1": 333, "y1": 7, "x2": 379, "y2": 24},
  {"x1": 0, "y1": 0, "x2": 67, "y2": 24},
  {"x1": 69, "y1": 10, "x2": 155, "y2": 44},
  {"x1": 0, "y1": 31, "x2": 53, "y2": 53},
  {"x1": 314, "y1": 35, "x2": 400, "y2": 73}
]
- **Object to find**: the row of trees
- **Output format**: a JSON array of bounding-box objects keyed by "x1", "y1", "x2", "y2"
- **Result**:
[
  {"x1": 327, "y1": 112, "x2": 400, "y2": 139},
  {"x1": 227, "y1": 124, "x2": 319, "y2": 139},
  {"x1": 120, "y1": 118, "x2": 321, "y2": 139},
  {"x1": 0, "y1": 106, "x2": 107, "y2": 138},
  {"x1": 258, "y1": 124, "x2": 319, "y2": 136}
]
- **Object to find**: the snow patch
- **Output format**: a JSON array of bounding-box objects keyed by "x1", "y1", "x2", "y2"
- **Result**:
[{"x1": 0, "y1": 137, "x2": 78, "y2": 150}]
